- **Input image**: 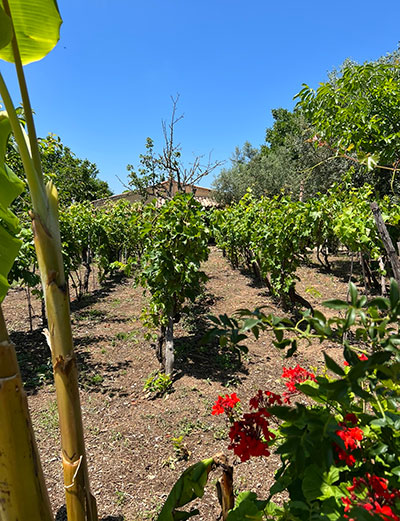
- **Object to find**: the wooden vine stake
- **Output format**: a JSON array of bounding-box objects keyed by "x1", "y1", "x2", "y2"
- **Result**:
[
  {"x1": 370, "y1": 202, "x2": 400, "y2": 285},
  {"x1": 214, "y1": 454, "x2": 235, "y2": 520}
]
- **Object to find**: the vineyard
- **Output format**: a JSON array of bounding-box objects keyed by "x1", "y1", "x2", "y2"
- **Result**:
[
  {"x1": 2, "y1": 242, "x2": 366, "y2": 520},
  {"x1": 1, "y1": 2, "x2": 400, "y2": 521}
]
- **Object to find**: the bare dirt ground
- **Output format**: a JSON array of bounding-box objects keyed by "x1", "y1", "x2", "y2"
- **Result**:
[{"x1": 2, "y1": 247, "x2": 358, "y2": 521}]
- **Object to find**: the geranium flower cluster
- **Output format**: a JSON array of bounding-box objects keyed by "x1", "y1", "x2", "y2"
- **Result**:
[
  {"x1": 344, "y1": 353, "x2": 368, "y2": 366},
  {"x1": 334, "y1": 413, "x2": 363, "y2": 466},
  {"x1": 211, "y1": 365, "x2": 318, "y2": 462},
  {"x1": 342, "y1": 474, "x2": 400, "y2": 520},
  {"x1": 228, "y1": 408, "x2": 276, "y2": 462},
  {"x1": 249, "y1": 389, "x2": 283, "y2": 410},
  {"x1": 211, "y1": 393, "x2": 240, "y2": 416},
  {"x1": 212, "y1": 389, "x2": 280, "y2": 462},
  {"x1": 281, "y1": 364, "x2": 316, "y2": 403}
]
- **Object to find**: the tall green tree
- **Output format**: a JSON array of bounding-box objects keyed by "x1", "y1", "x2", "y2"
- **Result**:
[
  {"x1": 7, "y1": 133, "x2": 111, "y2": 211},
  {"x1": 213, "y1": 110, "x2": 352, "y2": 203},
  {"x1": 296, "y1": 58, "x2": 400, "y2": 195}
]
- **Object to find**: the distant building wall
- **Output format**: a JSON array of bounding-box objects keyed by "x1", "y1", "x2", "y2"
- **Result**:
[{"x1": 93, "y1": 179, "x2": 220, "y2": 208}]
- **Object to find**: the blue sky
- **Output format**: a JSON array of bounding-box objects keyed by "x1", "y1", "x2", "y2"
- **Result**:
[{"x1": 2, "y1": 1, "x2": 400, "y2": 193}]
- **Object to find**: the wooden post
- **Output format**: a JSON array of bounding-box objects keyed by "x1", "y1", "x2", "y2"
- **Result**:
[
  {"x1": 370, "y1": 202, "x2": 400, "y2": 285},
  {"x1": 214, "y1": 454, "x2": 234, "y2": 521},
  {"x1": 378, "y1": 257, "x2": 387, "y2": 296}
]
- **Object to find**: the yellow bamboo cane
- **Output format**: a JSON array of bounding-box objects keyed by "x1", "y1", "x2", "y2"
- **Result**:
[
  {"x1": 31, "y1": 187, "x2": 98, "y2": 521},
  {"x1": 0, "y1": 307, "x2": 54, "y2": 521}
]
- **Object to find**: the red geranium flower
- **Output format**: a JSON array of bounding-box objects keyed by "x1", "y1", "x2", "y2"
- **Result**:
[{"x1": 212, "y1": 393, "x2": 240, "y2": 415}]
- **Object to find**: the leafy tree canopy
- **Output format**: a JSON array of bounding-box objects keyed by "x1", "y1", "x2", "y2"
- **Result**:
[
  {"x1": 213, "y1": 111, "x2": 352, "y2": 204},
  {"x1": 7, "y1": 133, "x2": 112, "y2": 211},
  {"x1": 296, "y1": 47, "x2": 400, "y2": 195},
  {"x1": 214, "y1": 47, "x2": 400, "y2": 204}
]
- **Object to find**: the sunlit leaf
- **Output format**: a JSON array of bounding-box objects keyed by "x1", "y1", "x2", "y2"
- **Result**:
[{"x1": 0, "y1": 0, "x2": 62, "y2": 65}]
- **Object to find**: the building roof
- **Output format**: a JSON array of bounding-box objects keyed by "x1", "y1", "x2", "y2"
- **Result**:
[{"x1": 93, "y1": 179, "x2": 221, "y2": 208}]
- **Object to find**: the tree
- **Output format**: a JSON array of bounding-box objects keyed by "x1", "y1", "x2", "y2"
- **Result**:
[
  {"x1": 296, "y1": 59, "x2": 400, "y2": 195},
  {"x1": 7, "y1": 133, "x2": 112, "y2": 211},
  {"x1": 213, "y1": 111, "x2": 353, "y2": 204},
  {"x1": 127, "y1": 95, "x2": 223, "y2": 199},
  {"x1": 296, "y1": 52, "x2": 400, "y2": 284},
  {"x1": 138, "y1": 193, "x2": 209, "y2": 375}
]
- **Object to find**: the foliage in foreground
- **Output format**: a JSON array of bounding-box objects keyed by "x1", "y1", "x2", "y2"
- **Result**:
[{"x1": 158, "y1": 281, "x2": 400, "y2": 520}]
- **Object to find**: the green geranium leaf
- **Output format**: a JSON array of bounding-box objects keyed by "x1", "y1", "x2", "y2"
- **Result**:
[
  {"x1": 323, "y1": 299, "x2": 349, "y2": 310},
  {"x1": 226, "y1": 491, "x2": 268, "y2": 521},
  {"x1": 0, "y1": 0, "x2": 62, "y2": 65}
]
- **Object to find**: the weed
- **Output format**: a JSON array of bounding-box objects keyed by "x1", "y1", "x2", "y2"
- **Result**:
[
  {"x1": 39, "y1": 400, "x2": 59, "y2": 435},
  {"x1": 162, "y1": 435, "x2": 190, "y2": 469},
  {"x1": 172, "y1": 435, "x2": 190, "y2": 460},
  {"x1": 143, "y1": 371, "x2": 172, "y2": 398},
  {"x1": 90, "y1": 426, "x2": 100, "y2": 436},
  {"x1": 74, "y1": 309, "x2": 107, "y2": 323},
  {"x1": 213, "y1": 426, "x2": 228, "y2": 440},
  {"x1": 110, "y1": 430, "x2": 124, "y2": 442},
  {"x1": 112, "y1": 331, "x2": 138, "y2": 346},
  {"x1": 175, "y1": 418, "x2": 211, "y2": 437},
  {"x1": 115, "y1": 489, "x2": 126, "y2": 506},
  {"x1": 90, "y1": 374, "x2": 103, "y2": 385},
  {"x1": 305, "y1": 286, "x2": 322, "y2": 298}
]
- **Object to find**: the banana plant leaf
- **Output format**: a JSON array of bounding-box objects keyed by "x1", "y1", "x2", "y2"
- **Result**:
[
  {"x1": 157, "y1": 458, "x2": 214, "y2": 521},
  {"x1": 0, "y1": 0, "x2": 62, "y2": 65},
  {"x1": 0, "y1": 112, "x2": 24, "y2": 302}
]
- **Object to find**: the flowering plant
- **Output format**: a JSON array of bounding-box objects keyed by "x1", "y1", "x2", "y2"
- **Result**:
[{"x1": 157, "y1": 281, "x2": 400, "y2": 521}]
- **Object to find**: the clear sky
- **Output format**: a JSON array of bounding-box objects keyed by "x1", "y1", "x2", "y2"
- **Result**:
[{"x1": 2, "y1": 1, "x2": 400, "y2": 194}]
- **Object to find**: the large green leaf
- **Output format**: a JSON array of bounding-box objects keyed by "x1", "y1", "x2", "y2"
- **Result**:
[
  {"x1": 0, "y1": 5, "x2": 12, "y2": 49},
  {"x1": 0, "y1": 112, "x2": 24, "y2": 302},
  {"x1": 156, "y1": 458, "x2": 214, "y2": 521},
  {"x1": 0, "y1": 0, "x2": 62, "y2": 65}
]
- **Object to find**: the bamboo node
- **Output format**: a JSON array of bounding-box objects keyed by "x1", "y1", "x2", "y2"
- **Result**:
[
  {"x1": 54, "y1": 352, "x2": 76, "y2": 373},
  {"x1": 64, "y1": 454, "x2": 83, "y2": 490},
  {"x1": 0, "y1": 373, "x2": 18, "y2": 389}
]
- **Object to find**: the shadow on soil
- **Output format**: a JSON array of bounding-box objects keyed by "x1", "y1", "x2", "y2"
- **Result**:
[
  {"x1": 174, "y1": 291, "x2": 248, "y2": 385},
  {"x1": 11, "y1": 273, "x2": 134, "y2": 396},
  {"x1": 69, "y1": 272, "x2": 128, "y2": 314},
  {"x1": 13, "y1": 332, "x2": 131, "y2": 397},
  {"x1": 56, "y1": 505, "x2": 124, "y2": 521}
]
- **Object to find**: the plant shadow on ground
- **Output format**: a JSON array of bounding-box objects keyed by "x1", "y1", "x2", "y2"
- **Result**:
[
  {"x1": 174, "y1": 291, "x2": 248, "y2": 385},
  {"x1": 12, "y1": 330, "x2": 131, "y2": 396},
  {"x1": 309, "y1": 253, "x2": 361, "y2": 283},
  {"x1": 69, "y1": 271, "x2": 128, "y2": 314},
  {"x1": 11, "y1": 329, "x2": 53, "y2": 395},
  {"x1": 55, "y1": 506, "x2": 123, "y2": 521},
  {"x1": 238, "y1": 265, "x2": 266, "y2": 290},
  {"x1": 75, "y1": 345, "x2": 132, "y2": 397}
]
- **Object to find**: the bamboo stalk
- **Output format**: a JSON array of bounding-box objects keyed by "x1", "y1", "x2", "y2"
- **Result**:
[
  {"x1": 0, "y1": 307, "x2": 54, "y2": 521},
  {"x1": 32, "y1": 189, "x2": 98, "y2": 521}
]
